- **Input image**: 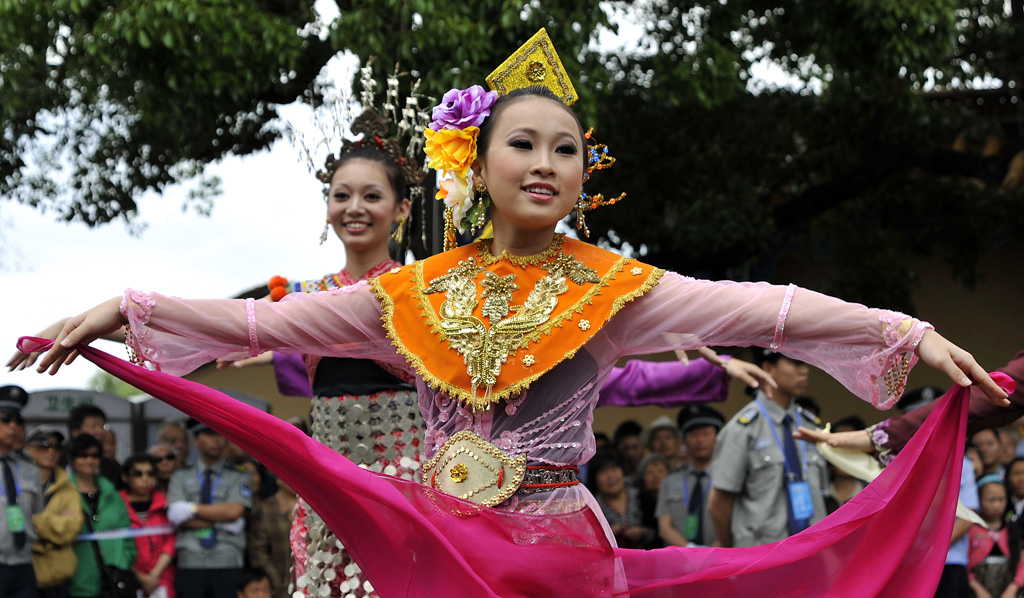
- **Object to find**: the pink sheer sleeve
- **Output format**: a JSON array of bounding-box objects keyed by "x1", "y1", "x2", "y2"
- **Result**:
[
  {"x1": 598, "y1": 273, "x2": 932, "y2": 409},
  {"x1": 121, "y1": 282, "x2": 399, "y2": 376}
]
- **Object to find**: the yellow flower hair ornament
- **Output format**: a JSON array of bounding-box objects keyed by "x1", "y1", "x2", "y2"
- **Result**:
[{"x1": 425, "y1": 85, "x2": 498, "y2": 249}]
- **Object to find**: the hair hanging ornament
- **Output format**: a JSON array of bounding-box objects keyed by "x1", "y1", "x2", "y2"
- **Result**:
[
  {"x1": 575, "y1": 129, "x2": 625, "y2": 238},
  {"x1": 424, "y1": 28, "x2": 625, "y2": 250},
  {"x1": 289, "y1": 57, "x2": 432, "y2": 245}
]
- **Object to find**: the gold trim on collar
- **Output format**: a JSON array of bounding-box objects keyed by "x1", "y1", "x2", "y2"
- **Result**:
[{"x1": 476, "y1": 234, "x2": 565, "y2": 267}]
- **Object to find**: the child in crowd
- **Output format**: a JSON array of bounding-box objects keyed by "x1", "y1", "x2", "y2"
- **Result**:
[{"x1": 968, "y1": 475, "x2": 1024, "y2": 598}]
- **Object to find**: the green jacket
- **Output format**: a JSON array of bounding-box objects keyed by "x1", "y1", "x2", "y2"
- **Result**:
[{"x1": 68, "y1": 474, "x2": 136, "y2": 598}]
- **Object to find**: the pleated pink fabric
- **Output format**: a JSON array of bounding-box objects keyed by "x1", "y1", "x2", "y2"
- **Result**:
[{"x1": 22, "y1": 337, "x2": 1014, "y2": 597}]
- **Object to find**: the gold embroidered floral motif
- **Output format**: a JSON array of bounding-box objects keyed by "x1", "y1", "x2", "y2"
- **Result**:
[
  {"x1": 578, "y1": 319, "x2": 591, "y2": 331},
  {"x1": 543, "y1": 252, "x2": 599, "y2": 285},
  {"x1": 424, "y1": 257, "x2": 486, "y2": 294},
  {"x1": 631, "y1": 267, "x2": 642, "y2": 276},
  {"x1": 423, "y1": 245, "x2": 602, "y2": 411},
  {"x1": 371, "y1": 254, "x2": 667, "y2": 409},
  {"x1": 480, "y1": 272, "x2": 518, "y2": 320}
]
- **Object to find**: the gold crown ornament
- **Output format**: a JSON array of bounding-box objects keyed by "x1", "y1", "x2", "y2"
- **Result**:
[{"x1": 485, "y1": 28, "x2": 578, "y2": 106}]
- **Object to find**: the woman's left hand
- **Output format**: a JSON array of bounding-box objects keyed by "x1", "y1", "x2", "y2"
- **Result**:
[
  {"x1": 722, "y1": 358, "x2": 779, "y2": 399},
  {"x1": 915, "y1": 329, "x2": 1009, "y2": 406}
]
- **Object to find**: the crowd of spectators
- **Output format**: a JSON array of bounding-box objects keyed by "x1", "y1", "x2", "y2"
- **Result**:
[
  {"x1": 4, "y1": 347, "x2": 1023, "y2": 598},
  {"x1": 0, "y1": 385, "x2": 294, "y2": 598}
]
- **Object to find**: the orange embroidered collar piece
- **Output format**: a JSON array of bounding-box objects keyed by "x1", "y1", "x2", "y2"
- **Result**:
[{"x1": 371, "y1": 235, "x2": 664, "y2": 411}]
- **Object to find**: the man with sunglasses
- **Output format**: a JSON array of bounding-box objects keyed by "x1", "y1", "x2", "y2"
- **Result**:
[
  {"x1": 148, "y1": 444, "x2": 181, "y2": 495},
  {"x1": 0, "y1": 385, "x2": 45, "y2": 598}
]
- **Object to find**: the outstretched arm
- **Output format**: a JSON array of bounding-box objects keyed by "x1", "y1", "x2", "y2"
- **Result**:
[
  {"x1": 34, "y1": 282, "x2": 396, "y2": 377},
  {"x1": 603, "y1": 274, "x2": 1008, "y2": 408},
  {"x1": 797, "y1": 352, "x2": 1023, "y2": 456}
]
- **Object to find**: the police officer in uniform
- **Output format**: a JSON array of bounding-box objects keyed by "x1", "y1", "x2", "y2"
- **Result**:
[
  {"x1": 707, "y1": 351, "x2": 828, "y2": 547},
  {"x1": 167, "y1": 419, "x2": 251, "y2": 597},
  {"x1": 0, "y1": 385, "x2": 44, "y2": 598},
  {"x1": 657, "y1": 404, "x2": 725, "y2": 547}
]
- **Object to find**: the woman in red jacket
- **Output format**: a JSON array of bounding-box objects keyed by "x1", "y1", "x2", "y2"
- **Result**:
[{"x1": 119, "y1": 454, "x2": 175, "y2": 598}]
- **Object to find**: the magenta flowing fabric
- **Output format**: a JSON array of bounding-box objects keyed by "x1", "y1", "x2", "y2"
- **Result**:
[{"x1": 22, "y1": 337, "x2": 1007, "y2": 597}]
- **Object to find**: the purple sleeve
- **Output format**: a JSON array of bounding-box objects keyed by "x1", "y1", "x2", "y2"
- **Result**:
[
  {"x1": 272, "y1": 352, "x2": 313, "y2": 398},
  {"x1": 597, "y1": 357, "x2": 729, "y2": 408}
]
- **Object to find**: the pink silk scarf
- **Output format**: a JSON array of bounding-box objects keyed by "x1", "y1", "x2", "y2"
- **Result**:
[{"x1": 20, "y1": 337, "x2": 1013, "y2": 597}]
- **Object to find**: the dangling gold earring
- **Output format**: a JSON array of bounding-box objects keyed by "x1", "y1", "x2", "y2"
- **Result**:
[
  {"x1": 319, "y1": 218, "x2": 330, "y2": 245},
  {"x1": 391, "y1": 215, "x2": 407, "y2": 243},
  {"x1": 474, "y1": 179, "x2": 487, "y2": 193},
  {"x1": 575, "y1": 194, "x2": 590, "y2": 237}
]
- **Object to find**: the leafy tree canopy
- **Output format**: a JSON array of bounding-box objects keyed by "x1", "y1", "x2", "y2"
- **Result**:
[{"x1": 3, "y1": 0, "x2": 1023, "y2": 311}]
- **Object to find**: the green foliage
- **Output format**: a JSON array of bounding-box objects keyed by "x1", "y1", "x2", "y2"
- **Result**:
[
  {"x1": 582, "y1": 0, "x2": 1024, "y2": 311},
  {"x1": 3, "y1": 0, "x2": 1023, "y2": 308},
  {"x1": 0, "y1": 0, "x2": 325, "y2": 225},
  {"x1": 87, "y1": 370, "x2": 140, "y2": 397}
]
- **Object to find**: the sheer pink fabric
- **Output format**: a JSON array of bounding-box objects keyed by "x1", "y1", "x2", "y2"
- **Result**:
[
  {"x1": 117, "y1": 275, "x2": 930, "y2": 533},
  {"x1": 20, "y1": 337, "x2": 1006, "y2": 597}
]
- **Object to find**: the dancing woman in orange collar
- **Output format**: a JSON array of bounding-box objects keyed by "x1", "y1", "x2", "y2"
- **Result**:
[{"x1": 22, "y1": 32, "x2": 1010, "y2": 597}]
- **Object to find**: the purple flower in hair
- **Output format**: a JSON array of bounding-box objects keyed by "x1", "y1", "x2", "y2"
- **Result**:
[{"x1": 429, "y1": 85, "x2": 498, "y2": 131}]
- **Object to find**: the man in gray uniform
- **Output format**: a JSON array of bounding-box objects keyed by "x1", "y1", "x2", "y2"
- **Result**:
[
  {"x1": 0, "y1": 385, "x2": 43, "y2": 598},
  {"x1": 657, "y1": 404, "x2": 724, "y2": 547},
  {"x1": 707, "y1": 350, "x2": 827, "y2": 547},
  {"x1": 167, "y1": 419, "x2": 251, "y2": 598}
]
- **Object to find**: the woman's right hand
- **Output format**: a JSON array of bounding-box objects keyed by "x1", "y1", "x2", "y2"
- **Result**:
[
  {"x1": 216, "y1": 351, "x2": 274, "y2": 370},
  {"x1": 35, "y1": 297, "x2": 124, "y2": 375},
  {"x1": 6, "y1": 318, "x2": 69, "y2": 371},
  {"x1": 793, "y1": 427, "x2": 874, "y2": 453}
]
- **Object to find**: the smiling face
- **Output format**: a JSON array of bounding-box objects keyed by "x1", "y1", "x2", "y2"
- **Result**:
[
  {"x1": 327, "y1": 158, "x2": 410, "y2": 257},
  {"x1": 71, "y1": 448, "x2": 101, "y2": 478},
  {"x1": 473, "y1": 96, "x2": 585, "y2": 243},
  {"x1": 640, "y1": 460, "x2": 669, "y2": 492}
]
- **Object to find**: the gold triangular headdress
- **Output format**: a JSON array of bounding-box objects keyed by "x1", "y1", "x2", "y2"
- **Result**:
[{"x1": 485, "y1": 28, "x2": 578, "y2": 106}]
